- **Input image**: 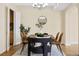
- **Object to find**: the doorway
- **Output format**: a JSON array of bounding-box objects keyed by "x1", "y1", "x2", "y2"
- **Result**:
[{"x1": 9, "y1": 9, "x2": 14, "y2": 48}]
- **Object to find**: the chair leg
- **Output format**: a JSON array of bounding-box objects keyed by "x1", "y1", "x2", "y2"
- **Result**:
[
  {"x1": 49, "y1": 47, "x2": 51, "y2": 56},
  {"x1": 20, "y1": 43, "x2": 26, "y2": 54},
  {"x1": 56, "y1": 44, "x2": 63, "y2": 55},
  {"x1": 58, "y1": 45, "x2": 63, "y2": 55},
  {"x1": 56, "y1": 44, "x2": 59, "y2": 49},
  {"x1": 50, "y1": 50, "x2": 51, "y2": 56}
]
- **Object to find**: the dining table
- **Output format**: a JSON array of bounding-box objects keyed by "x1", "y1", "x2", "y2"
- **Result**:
[{"x1": 27, "y1": 34, "x2": 52, "y2": 56}]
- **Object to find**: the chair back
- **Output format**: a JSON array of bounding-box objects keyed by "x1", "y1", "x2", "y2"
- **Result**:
[
  {"x1": 20, "y1": 32, "x2": 27, "y2": 43},
  {"x1": 55, "y1": 32, "x2": 60, "y2": 40},
  {"x1": 57, "y1": 32, "x2": 63, "y2": 43}
]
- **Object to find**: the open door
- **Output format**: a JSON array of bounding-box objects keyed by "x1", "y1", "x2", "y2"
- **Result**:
[{"x1": 9, "y1": 9, "x2": 14, "y2": 48}]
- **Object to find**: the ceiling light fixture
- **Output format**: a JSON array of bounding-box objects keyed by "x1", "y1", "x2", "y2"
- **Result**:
[{"x1": 32, "y1": 3, "x2": 48, "y2": 9}]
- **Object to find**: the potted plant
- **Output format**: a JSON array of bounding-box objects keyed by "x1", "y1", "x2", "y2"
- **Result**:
[
  {"x1": 35, "y1": 33, "x2": 44, "y2": 37},
  {"x1": 20, "y1": 24, "x2": 31, "y2": 34}
]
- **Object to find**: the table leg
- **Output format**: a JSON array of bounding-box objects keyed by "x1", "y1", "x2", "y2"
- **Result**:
[
  {"x1": 28, "y1": 43, "x2": 30, "y2": 56},
  {"x1": 43, "y1": 43, "x2": 48, "y2": 56}
]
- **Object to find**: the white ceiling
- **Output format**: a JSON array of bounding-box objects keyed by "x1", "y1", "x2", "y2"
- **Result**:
[
  {"x1": 9, "y1": 3, "x2": 71, "y2": 11},
  {"x1": 48, "y1": 3, "x2": 71, "y2": 11}
]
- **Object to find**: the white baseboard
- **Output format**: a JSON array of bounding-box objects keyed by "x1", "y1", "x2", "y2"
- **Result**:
[
  {"x1": 15, "y1": 41, "x2": 21, "y2": 45},
  {"x1": 0, "y1": 49, "x2": 6, "y2": 54},
  {"x1": 65, "y1": 43, "x2": 78, "y2": 46}
]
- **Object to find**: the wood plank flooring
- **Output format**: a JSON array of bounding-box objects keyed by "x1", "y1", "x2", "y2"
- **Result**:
[
  {"x1": 61, "y1": 44, "x2": 79, "y2": 56},
  {"x1": 0, "y1": 44, "x2": 79, "y2": 56},
  {"x1": 0, "y1": 44, "x2": 21, "y2": 56}
]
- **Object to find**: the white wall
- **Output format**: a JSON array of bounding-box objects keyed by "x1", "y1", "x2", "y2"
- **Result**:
[
  {"x1": 61, "y1": 12, "x2": 65, "y2": 44},
  {"x1": 0, "y1": 4, "x2": 7, "y2": 53},
  {"x1": 0, "y1": 4, "x2": 21, "y2": 53},
  {"x1": 78, "y1": 6, "x2": 79, "y2": 45},
  {"x1": 19, "y1": 6, "x2": 62, "y2": 36},
  {"x1": 65, "y1": 5, "x2": 78, "y2": 45},
  {"x1": 14, "y1": 11, "x2": 21, "y2": 45}
]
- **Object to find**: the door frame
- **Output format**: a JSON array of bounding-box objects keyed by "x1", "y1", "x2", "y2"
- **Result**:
[
  {"x1": 6, "y1": 7, "x2": 21, "y2": 50},
  {"x1": 6, "y1": 7, "x2": 15, "y2": 50}
]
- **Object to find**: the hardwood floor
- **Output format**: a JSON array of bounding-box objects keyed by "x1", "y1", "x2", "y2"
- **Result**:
[
  {"x1": 0, "y1": 44, "x2": 21, "y2": 56},
  {"x1": 61, "y1": 44, "x2": 79, "y2": 56},
  {"x1": 0, "y1": 44, "x2": 79, "y2": 56}
]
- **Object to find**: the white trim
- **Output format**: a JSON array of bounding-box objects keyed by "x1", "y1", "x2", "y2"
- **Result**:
[
  {"x1": 6, "y1": 7, "x2": 16, "y2": 50},
  {"x1": 15, "y1": 42, "x2": 21, "y2": 45},
  {"x1": 6, "y1": 7, "x2": 10, "y2": 50}
]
